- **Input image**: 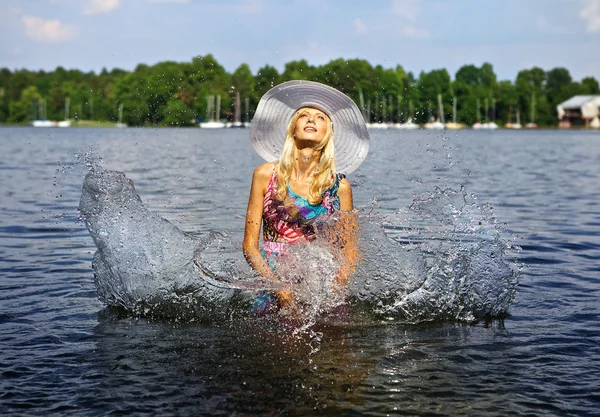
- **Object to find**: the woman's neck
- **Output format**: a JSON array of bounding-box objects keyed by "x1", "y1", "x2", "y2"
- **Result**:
[{"x1": 291, "y1": 147, "x2": 321, "y2": 183}]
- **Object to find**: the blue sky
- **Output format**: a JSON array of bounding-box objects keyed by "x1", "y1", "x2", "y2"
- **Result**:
[{"x1": 1, "y1": 0, "x2": 599, "y2": 82}]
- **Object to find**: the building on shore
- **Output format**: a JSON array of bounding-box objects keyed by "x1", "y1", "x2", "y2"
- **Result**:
[{"x1": 557, "y1": 95, "x2": 600, "y2": 128}]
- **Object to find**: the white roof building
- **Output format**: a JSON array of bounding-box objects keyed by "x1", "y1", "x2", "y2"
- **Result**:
[{"x1": 557, "y1": 95, "x2": 600, "y2": 128}]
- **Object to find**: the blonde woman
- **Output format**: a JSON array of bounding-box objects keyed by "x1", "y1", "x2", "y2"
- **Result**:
[{"x1": 243, "y1": 80, "x2": 370, "y2": 310}]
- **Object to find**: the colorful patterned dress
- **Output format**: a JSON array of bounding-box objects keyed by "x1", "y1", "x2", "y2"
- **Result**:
[{"x1": 262, "y1": 170, "x2": 344, "y2": 257}]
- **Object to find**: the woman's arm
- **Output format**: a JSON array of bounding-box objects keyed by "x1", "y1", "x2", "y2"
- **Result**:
[
  {"x1": 243, "y1": 163, "x2": 294, "y2": 306},
  {"x1": 333, "y1": 178, "x2": 359, "y2": 286},
  {"x1": 338, "y1": 177, "x2": 354, "y2": 211},
  {"x1": 242, "y1": 163, "x2": 277, "y2": 281}
]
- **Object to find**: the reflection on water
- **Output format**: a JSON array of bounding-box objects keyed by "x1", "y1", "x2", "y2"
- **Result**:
[
  {"x1": 87, "y1": 308, "x2": 381, "y2": 414},
  {"x1": 1, "y1": 127, "x2": 599, "y2": 415}
]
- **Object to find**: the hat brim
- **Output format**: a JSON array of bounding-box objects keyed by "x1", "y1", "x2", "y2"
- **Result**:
[{"x1": 249, "y1": 80, "x2": 370, "y2": 174}]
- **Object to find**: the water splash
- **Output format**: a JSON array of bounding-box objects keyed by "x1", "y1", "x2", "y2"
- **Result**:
[
  {"x1": 79, "y1": 169, "x2": 518, "y2": 328},
  {"x1": 350, "y1": 187, "x2": 519, "y2": 323},
  {"x1": 79, "y1": 168, "x2": 276, "y2": 321}
]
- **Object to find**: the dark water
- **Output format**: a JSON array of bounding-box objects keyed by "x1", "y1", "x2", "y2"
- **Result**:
[{"x1": 1, "y1": 127, "x2": 599, "y2": 415}]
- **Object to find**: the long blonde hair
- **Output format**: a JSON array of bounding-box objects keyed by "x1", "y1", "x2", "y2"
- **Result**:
[{"x1": 275, "y1": 107, "x2": 336, "y2": 205}]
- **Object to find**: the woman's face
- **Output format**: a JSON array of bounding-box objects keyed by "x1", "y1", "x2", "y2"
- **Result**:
[{"x1": 293, "y1": 108, "x2": 330, "y2": 144}]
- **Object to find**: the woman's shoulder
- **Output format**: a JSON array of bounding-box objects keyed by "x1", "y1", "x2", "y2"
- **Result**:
[{"x1": 252, "y1": 162, "x2": 276, "y2": 182}]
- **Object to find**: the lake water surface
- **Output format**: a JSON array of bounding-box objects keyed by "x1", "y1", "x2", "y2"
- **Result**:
[{"x1": 1, "y1": 127, "x2": 599, "y2": 415}]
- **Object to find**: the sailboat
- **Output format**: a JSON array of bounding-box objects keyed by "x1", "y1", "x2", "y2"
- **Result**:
[
  {"x1": 446, "y1": 96, "x2": 464, "y2": 129},
  {"x1": 116, "y1": 103, "x2": 127, "y2": 128},
  {"x1": 424, "y1": 94, "x2": 445, "y2": 129},
  {"x1": 525, "y1": 93, "x2": 538, "y2": 128},
  {"x1": 366, "y1": 94, "x2": 389, "y2": 129},
  {"x1": 229, "y1": 92, "x2": 243, "y2": 128},
  {"x1": 481, "y1": 98, "x2": 498, "y2": 129},
  {"x1": 32, "y1": 98, "x2": 58, "y2": 127},
  {"x1": 472, "y1": 98, "x2": 483, "y2": 129},
  {"x1": 244, "y1": 97, "x2": 251, "y2": 128},
  {"x1": 515, "y1": 107, "x2": 522, "y2": 129},
  {"x1": 505, "y1": 104, "x2": 521, "y2": 129},
  {"x1": 396, "y1": 98, "x2": 419, "y2": 129},
  {"x1": 58, "y1": 97, "x2": 71, "y2": 127},
  {"x1": 488, "y1": 98, "x2": 499, "y2": 129},
  {"x1": 358, "y1": 89, "x2": 367, "y2": 122},
  {"x1": 199, "y1": 95, "x2": 227, "y2": 128}
]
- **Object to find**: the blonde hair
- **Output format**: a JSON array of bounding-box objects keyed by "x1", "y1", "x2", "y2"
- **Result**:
[{"x1": 275, "y1": 107, "x2": 336, "y2": 205}]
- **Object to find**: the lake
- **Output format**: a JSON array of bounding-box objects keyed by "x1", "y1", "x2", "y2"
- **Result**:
[{"x1": 1, "y1": 126, "x2": 599, "y2": 416}]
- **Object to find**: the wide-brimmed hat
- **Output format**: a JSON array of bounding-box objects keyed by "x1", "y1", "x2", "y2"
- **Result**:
[{"x1": 249, "y1": 80, "x2": 370, "y2": 174}]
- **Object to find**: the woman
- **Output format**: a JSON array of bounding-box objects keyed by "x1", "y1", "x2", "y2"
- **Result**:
[{"x1": 242, "y1": 80, "x2": 370, "y2": 308}]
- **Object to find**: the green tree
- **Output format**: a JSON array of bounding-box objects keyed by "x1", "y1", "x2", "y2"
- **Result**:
[
  {"x1": 0, "y1": 68, "x2": 11, "y2": 121},
  {"x1": 515, "y1": 67, "x2": 551, "y2": 125},
  {"x1": 160, "y1": 99, "x2": 195, "y2": 126},
  {"x1": 581, "y1": 77, "x2": 600, "y2": 94},
  {"x1": 414, "y1": 69, "x2": 451, "y2": 123},
  {"x1": 254, "y1": 65, "x2": 280, "y2": 100},
  {"x1": 281, "y1": 60, "x2": 315, "y2": 81},
  {"x1": 495, "y1": 80, "x2": 517, "y2": 125},
  {"x1": 452, "y1": 63, "x2": 499, "y2": 125},
  {"x1": 546, "y1": 67, "x2": 573, "y2": 115},
  {"x1": 231, "y1": 63, "x2": 255, "y2": 120},
  {"x1": 8, "y1": 85, "x2": 41, "y2": 122},
  {"x1": 185, "y1": 55, "x2": 232, "y2": 121}
]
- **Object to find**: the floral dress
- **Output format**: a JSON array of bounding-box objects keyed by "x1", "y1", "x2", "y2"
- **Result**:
[{"x1": 262, "y1": 170, "x2": 344, "y2": 257}]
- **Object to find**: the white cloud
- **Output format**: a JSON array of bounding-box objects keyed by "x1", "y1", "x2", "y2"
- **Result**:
[
  {"x1": 22, "y1": 16, "x2": 75, "y2": 43},
  {"x1": 235, "y1": 0, "x2": 265, "y2": 14},
  {"x1": 392, "y1": 0, "x2": 420, "y2": 20},
  {"x1": 399, "y1": 25, "x2": 430, "y2": 39},
  {"x1": 391, "y1": 0, "x2": 430, "y2": 39},
  {"x1": 353, "y1": 18, "x2": 368, "y2": 35},
  {"x1": 83, "y1": 0, "x2": 121, "y2": 15},
  {"x1": 580, "y1": 0, "x2": 600, "y2": 33},
  {"x1": 147, "y1": 0, "x2": 189, "y2": 3}
]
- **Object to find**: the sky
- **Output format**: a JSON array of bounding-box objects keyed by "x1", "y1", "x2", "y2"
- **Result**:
[{"x1": 1, "y1": 0, "x2": 599, "y2": 82}]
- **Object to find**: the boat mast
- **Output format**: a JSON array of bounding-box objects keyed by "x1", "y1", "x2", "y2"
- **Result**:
[
  {"x1": 65, "y1": 97, "x2": 70, "y2": 120},
  {"x1": 234, "y1": 92, "x2": 241, "y2": 123},
  {"x1": 206, "y1": 96, "x2": 214, "y2": 122},
  {"x1": 437, "y1": 93, "x2": 445, "y2": 123},
  {"x1": 484, "y1": 98, "x2": 489, "y2": 123},
  {"x1": 358, "y1": 89, "x2": 365, "y2": 120},
  {"x1": 453, "y1": 96, "x2": 457, "y2": 124},
  {"x1": 398, "y1": 95, "x2": 403, "y2": 123},
  {"x1": 216, "y1": 95, "x2": 221, "y2": 122}
]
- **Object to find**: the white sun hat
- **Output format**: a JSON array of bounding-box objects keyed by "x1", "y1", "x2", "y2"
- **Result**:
[{"x1": 249, "y1": 80, "x2": 370, "y2": 174}]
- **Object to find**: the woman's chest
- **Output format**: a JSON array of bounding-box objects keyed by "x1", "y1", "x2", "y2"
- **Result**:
[{"x1": 287, "y1": 179, "x2": 310, "y2": 200}]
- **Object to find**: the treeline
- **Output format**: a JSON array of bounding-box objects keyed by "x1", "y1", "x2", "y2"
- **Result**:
[{"x1": 1, "y1": 54, "x2": 599, "y2": 127}]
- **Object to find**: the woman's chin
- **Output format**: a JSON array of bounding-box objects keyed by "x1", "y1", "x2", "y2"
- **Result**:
[{"x1": 294, "y1": 136, "x2": 324, "y2": 148}]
